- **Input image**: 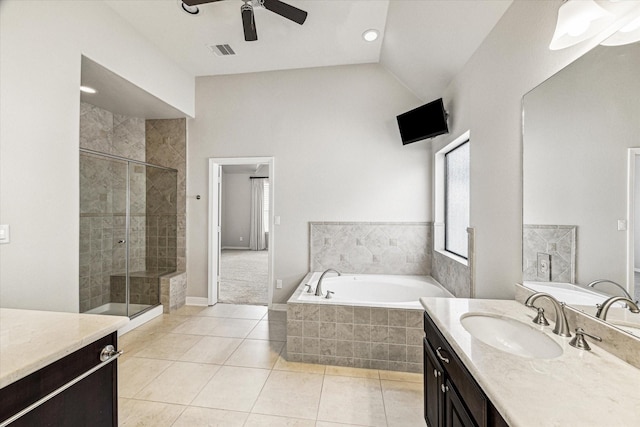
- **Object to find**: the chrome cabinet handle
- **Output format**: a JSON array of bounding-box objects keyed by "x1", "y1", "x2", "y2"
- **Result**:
[
  {"x1": 100, "y1": 344, "x2": 123, "y2": 362},
  {"x1": 118, "y1": 239, "x2": 126, "y2": 244},
  {"x1": 436, "y1": 347, "x2": 449, "y2": 364},
  {"x1": 441, "y1": 384, "x2": 449, "y2": 393},
  {"x1": 433, "y1": 369, "x2": 438, "y2": 378}
]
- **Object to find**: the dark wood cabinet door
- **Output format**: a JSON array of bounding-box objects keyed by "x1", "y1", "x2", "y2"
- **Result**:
[
  {"x1": 424, "y1": 338, "x2": 444, "y2": 427},
  {"x1": 445, "y1": 379, "x2": 476, "y2": 427}
]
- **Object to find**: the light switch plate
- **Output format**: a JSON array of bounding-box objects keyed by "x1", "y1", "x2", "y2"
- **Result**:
[
  {"x1": 537, "y1": 252, "x2": 551, "y2": 281},
  {"x1": 0, "y1": 224, "x2": 10, "y2": 244}
]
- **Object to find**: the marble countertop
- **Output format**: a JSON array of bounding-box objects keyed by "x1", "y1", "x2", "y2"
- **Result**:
[
  {"x1": 0, "y1": 308, "x2": 129, "y2": 389},
  {"x1": 420, "y1": 297, "x2": 640, "y2": 427}
]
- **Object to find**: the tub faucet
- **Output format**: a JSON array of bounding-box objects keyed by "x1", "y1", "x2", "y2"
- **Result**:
[
  {"x1": 587, "y1": 279, "x2": 634, "y2": 301},
  {"x1": 595, "y1": 296, "x2": 640, "y2": 320},
  {"x1": 525, "y1": 292, "x2": 572, "y2": 337},
  {"x1": 315, "y1": 268, "x2": 341, "y2": 296}
]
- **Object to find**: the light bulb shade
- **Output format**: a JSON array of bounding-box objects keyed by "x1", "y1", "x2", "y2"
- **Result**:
[
  {"x1": 601, "y1": 14, "x2": 640, "y2": 46},
  {"x1": 550, "y1": 0, "x2": 614, "y2": 50}
]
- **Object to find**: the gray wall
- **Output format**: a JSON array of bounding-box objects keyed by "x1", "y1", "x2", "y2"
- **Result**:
[
  {"x1": 187, "y1": 64, "x2": 430, "y2": 303},
  {"x1": 221, "y1": 171, "x2": 251, "y2": 249},
  {"x1": 430, "y1": 0, "x2": 610, "y2": 298},
  {"x1": 0, "y1": 1, "x2": 192, "y2": 312}
]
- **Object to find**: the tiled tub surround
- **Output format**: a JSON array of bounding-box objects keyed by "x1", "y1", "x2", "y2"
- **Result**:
[
  {"x1": 523, "y1": 224, "x2": 576, "y2": 283},
  {"x1": 421, "y1": 297, "x2": 640, "y2": 426},
  {"x1": 286, "y1": 273, "x2": 453, "y2": 372},
  {"x1": 310, "y1": 222, "x2": 432, "y2": 275}
]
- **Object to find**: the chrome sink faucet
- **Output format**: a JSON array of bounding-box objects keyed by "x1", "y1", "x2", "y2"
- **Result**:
[
  {"x1": 587, "y1": 279, "x2": 634, "y2": 301},
  {"x1": 315, "y1": 268, "x2": 340, "y2": 296},
  {"x1": 525, "y1": 292, "x2": 572, "y2": 337},
  {"x1": 595, "y1": 296, "x2": 640, "y2": 320}
]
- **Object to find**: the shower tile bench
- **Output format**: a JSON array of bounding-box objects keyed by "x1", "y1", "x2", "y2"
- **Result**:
[{"x1": 110, "y1": 270, "x2": 187, "y2": 313}]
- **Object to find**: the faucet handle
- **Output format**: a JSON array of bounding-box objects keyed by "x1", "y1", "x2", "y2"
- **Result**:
[
  {"x1": 325, "y1": 290, "x2": 334, "y2": 299},
  {"x1": 569, "y1": 327, "x2": 602, "y2": 351},
  {"x1": 304, "y1": 284, "x2": 314, "y2": 294},
  {"x1": 532, "y1": 307, "x2": 550, "y2": 326}
]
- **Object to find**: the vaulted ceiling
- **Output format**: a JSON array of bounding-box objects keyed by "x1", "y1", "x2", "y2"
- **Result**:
[{"x1": 105, "y1": 0, "x2": 512, "y2": 102}]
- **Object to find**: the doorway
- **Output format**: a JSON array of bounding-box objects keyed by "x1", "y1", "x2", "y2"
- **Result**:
[{"x1": 208, "y1": 157, "x2": 274, "y2": 307}]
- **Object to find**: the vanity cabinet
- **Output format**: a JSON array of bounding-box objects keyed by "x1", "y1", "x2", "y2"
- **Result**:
[
  {"x1": 0, "y1": 332, "x2": 119, "y2": 427},
  {"x1": 424, "y1": 313, "x2": 508, "y2": 427}
]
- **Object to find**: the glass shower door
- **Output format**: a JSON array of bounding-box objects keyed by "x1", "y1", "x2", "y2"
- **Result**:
[{"x1": 79, "y1": 152, "x2": 129, "y2": 315}]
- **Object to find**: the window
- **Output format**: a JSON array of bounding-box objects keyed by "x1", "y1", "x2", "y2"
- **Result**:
[
  {"x1": 444, "y1": 141, "x2": 469, "y2": 258},
  {"x1": 434, "y1": 131, "x2": 470, "y2": 263},
  {"x1": 263, "y1": 180, "x2": 270, "y2": 233}
]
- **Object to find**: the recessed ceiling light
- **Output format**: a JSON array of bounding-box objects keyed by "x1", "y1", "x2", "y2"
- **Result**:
[
  {"x1": 80, "y1": 85, "x2": 97, "y2": 94},
  {"x1": 362, "y1": 29, "x2": 379, "y2": 42},
  {"x1": 180, "y1": 1, "x2": 199, "y2": 15}
]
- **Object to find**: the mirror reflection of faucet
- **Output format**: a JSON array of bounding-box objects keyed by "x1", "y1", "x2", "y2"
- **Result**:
[
  {"x1": 587, "y1": 279, "x2": 636, "y2": 303},
  {"x1": 595, "y1": 296, "x2": 640, "y2": 320}
]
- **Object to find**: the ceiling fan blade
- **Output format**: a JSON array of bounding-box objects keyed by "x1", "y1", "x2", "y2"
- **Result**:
[
  {"x1": 263, "y1": 0, "x2": 307, "y2": 25},
  {"x1": 241, "y1": 5, "x2": 258, "y2": 41},
  {"x1": 182, "y1": 0, "x2": 224, "y2": 6}
]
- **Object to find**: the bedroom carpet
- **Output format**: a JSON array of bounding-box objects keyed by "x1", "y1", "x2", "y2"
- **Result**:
[{"x1": 219, "y1": 249, "x2": 268, "y2": 305}]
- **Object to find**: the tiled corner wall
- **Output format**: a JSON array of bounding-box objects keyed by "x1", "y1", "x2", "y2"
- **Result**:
[
  {"x1": 309, "y1": 222, "x2": 432, "y2": 275},
  {"x1": 523, "y1": 225, "x2": 576, "y2": 283},
  {"x1": 431, "y1": 225, "x2": 474, "y2": 298},
  {"x1": 286, "y1": 303, "x2": 424, "y2": 373},
  {"x1": 146, "y1": 119, "x2": 186, "y2": 272}
]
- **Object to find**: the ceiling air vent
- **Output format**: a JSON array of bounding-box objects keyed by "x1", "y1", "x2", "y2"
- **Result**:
[{"x1": 208, "y1": 44, "x2": 236, "y2": 57}]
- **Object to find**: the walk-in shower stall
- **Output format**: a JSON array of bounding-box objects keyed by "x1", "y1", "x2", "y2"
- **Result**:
[{"x1": 79, "y1": 149, "x2": 177, "y2": 317}]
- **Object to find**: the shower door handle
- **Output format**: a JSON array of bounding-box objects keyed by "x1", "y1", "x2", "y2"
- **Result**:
[{"x1": 118, "y1": 240, "x2": 126, "y2": 244}]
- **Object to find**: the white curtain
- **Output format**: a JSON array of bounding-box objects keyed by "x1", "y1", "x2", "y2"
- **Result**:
[{"x1": 249, "y1": 178, "x2": 267, "y2": 251}]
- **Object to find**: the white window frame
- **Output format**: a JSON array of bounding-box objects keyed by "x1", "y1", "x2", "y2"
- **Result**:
[{"x1": 434, "y1": 130, "x2": 470, "y2": 266}]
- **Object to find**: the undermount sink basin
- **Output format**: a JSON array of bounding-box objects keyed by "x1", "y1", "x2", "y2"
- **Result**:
[{"x1": 460, "y1": 313, "x2": 563, "y2": 359}]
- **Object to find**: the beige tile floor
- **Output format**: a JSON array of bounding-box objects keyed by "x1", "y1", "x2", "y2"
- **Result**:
[{"x1": 118, "y1": 303, "x2": 426, "y2": 427}]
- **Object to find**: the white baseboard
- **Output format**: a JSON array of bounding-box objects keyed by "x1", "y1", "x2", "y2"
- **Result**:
[
  {"x1": 271, "y1": 303, "x2": 287, "y2": 311},
  {"x1": 222, "y1": 246, "x2": 251, "y2": 250},
  {"x1": 186, "y1": 296, "x2": 209, "y2": 306}
]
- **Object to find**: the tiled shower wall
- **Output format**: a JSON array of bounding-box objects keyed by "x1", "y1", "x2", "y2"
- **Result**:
[
  {"x1": 79, "y1": 103, "x2": 146, "y2": 312},
  {"x1": 523, "y1": 225, "x2": 576, "y2": 283},
  {"x1": 146, "y1": 119, "x2": 187, "y2": 272},
  {"x1": 309, "y1": 222, "x2": 432, "y2": 275},
  {"x1": 79, "y1": 103, "x2": 186, "y2": 312}
]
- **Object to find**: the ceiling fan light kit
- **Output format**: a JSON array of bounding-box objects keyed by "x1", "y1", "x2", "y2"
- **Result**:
[{"x1": 181, "y1": 0, "x2": 307, "y2": 42}]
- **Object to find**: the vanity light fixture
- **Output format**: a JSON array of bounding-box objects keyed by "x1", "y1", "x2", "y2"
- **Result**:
[
  {"x1": 601, "y1": 13, "x2": 640, "y2": 46},
  {"x1": 549, "y1": 0, "x2": 613, "y2": 50},
  {"x1": 80, "y1": 85, "x2": 97, "y2": 94},
  {"x1": 362, "y1": 29, "x2": 379, "y2": 42}
]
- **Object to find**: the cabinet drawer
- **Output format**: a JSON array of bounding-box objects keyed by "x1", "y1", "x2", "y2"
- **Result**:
[{"x1": 424, "y1": 313, "x2": 487, "y2": 427}]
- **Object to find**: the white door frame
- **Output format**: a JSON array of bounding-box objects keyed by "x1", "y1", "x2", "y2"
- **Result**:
[
  {"x1": 208, "y1": 157, "x2": 275, "y2": 308},
  {"x1": 626, "y1": 148, "x2": 640, "y2": 294}
]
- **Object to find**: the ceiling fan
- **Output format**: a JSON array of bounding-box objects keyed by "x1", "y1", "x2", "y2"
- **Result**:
[{"x1": 182, "y1": 0, "x2": 308, "y2": 42}]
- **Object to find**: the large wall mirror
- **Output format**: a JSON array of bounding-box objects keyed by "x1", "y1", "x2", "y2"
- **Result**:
[{"x1": 522, "y1": 40, "x2": 640, "y2": 330}]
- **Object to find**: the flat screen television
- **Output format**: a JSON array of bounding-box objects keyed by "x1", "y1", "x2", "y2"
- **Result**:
[{"x1": 396, "y1": 98, "x2": 449, "y2": 145}]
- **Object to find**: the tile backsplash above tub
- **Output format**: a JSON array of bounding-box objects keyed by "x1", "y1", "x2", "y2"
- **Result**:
[{"x1": 309, "y1": 222, "x2": 432, "y2": 275}]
